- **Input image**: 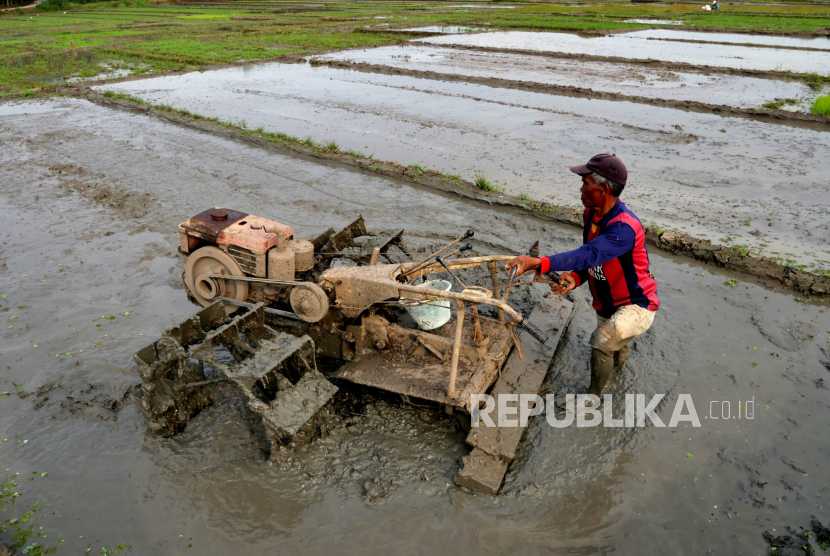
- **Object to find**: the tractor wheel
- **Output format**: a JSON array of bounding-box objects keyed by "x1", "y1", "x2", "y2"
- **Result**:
[
  {"x1": 184, "y1": 246, "x2": 249, "y2": 314},
  {"x1": 289, "y1": 283, "x2": 329, "y2": 322}
]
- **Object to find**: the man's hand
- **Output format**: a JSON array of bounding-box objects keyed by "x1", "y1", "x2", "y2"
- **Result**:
[
  {"x1": 505, "y1": 255, "x2": 541, "y2": 277},
  {"x1": 550, "y1": 272, "x2": 577, "y2": 295}
]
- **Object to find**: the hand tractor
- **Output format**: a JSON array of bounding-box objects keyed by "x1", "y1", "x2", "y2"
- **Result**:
[{"x1": 134, "y1": 208, "x2": 574, "y2": 494}]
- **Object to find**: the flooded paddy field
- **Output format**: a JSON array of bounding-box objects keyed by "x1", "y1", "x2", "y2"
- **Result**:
[
  {"x1": 1, "y1": 97, "x2": 829, "y2": 555},
  {"x1": 99, "y1": 62, "x2": 830, "y2": 272},
  {"x1": 417, "y1": 30, "x2": 830, "y2": 73},
  {"x1": 627, "y1": 29, "x2": 830, "y2": 50},
  {"x1": 318, "y1": 45, "x2": 822, "y2": 111},
  {"x1": 4, "y1": 2, "x2": 830, "y2": 553}
]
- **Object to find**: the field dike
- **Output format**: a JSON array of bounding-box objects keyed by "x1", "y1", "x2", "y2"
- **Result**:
[
  {"x1": 309, "y1": 58, "x2": 830, "y2": 129},
  {"x1": 407, "y1": 41, "x2": 830, "y2": 83},
  {"x1": 49, "y1": 84, "x2": 830, "y2": 298}
]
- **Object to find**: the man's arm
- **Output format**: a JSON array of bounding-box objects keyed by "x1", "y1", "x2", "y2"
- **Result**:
[{"x1": 539, "y1": 221, "x2": 636, "y2": 273}]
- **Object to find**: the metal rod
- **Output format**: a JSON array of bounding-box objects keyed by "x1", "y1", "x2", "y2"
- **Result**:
[
  {"x1": 396, "y1": 283, "x2": 522, "y2": 322},
  {"x1": 501, "y1": 240, "x2": 539, "y2": 304},
  {"x1": 400, "y1": 229, "x2": 474, "y2": 278},
  {"x1": 441, "y1": 242, "x2": 472, "y2": 262},
  {"x1": 509, "y1": 325, "x2": 524, "y2": 362},
  {"x1": 409, "y1": 255, "x2": 514, "y2": 277},
  {"x1": 448, "y1": 299, "x2": 465, "y2": 399},
  {"x1": 206, "y1": 274, "x2": 297, "y2": 287},
  {"x1": 215, "y1": 296, "x2": 302, "y2": 320},
  {"x1": 400, "y1": 239, "x2": 463, "y2": 278},
  {"x1": 487, "y1": 261, "x2": 504, "y2": 323},
  {"x1": 436, "y1": 255, "x2": 467, "y2": 290},
  {"x1": 470, "y1": 305, "x2": 486, "y2": 344}
]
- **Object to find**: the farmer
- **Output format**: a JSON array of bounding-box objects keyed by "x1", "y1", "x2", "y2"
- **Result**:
[
  {"x1": 712, "y1": 0, "x2": 719, "y2": 10},
  {"x1": 506, "y1": 154, "x2": 659, "y2": 407}
]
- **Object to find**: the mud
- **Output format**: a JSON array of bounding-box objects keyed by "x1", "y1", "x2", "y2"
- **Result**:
[
  {"x1": 417, "y1": 30, "x2": 830, "y2": 73},
  {"x1": 1, "y1": 97, "x2": 829, "y2": 554},
  {"x1": 92, "y1": 62, "x2": 830, "y2": 274},
  {"x1": 14, "y1": 380, "x2": 138, "y2": 421},
  {"x1": 316, "y1": 45, "x2": 825, "y2": 114}
]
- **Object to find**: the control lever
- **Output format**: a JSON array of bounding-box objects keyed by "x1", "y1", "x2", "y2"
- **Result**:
[
  {"x1": 401, "y1": 229, "x2": 474, "y2": 278},
  {"x1": 435, "y1": 255, "x2": 467, "y2": 289},
  {"x1": 502, "y1": 239, "x2": 539, "y2": 302},
  {"x1": 443, "y1": 242, "x2": 473, "y2": 260}
]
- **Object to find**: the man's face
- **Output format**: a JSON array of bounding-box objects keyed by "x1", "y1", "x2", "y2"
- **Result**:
[{"x1": 580, "y1": 174, "x2": 607, "y2": 208}]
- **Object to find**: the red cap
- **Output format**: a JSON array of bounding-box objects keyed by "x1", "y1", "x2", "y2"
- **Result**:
[{"x1": 569, "y1": 153, "x2": 627, "y2": 186}]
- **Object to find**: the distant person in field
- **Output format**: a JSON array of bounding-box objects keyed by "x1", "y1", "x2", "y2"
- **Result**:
[
  {"x1": 506, "y1": 154, "x2": 659, "y2": 408},
  {"x1": 712, "y1": 1, "x2": 720, "y2": 10}
]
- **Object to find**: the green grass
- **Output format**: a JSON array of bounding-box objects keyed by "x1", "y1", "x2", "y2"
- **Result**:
[
  {"x1": 0, "y1": 0, "x2": 828, "y2": 95},
  {"x1": 103, "y1": 89, "x2": 143, "y2": 102},
  {"x1": 475, "y1": 176, "x2": 497, "y2": 192},
  {"x1": 759, "y1": 98, "x2": 798, "y2": 110},
  {"x1": 805, "y1": 72, "x2": 830, "y2": 90},
  {"x1": 813, "y1": 95, "x2": 830, "y2": 117}
]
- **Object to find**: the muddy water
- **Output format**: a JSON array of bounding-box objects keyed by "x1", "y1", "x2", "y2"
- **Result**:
[
  {"x1": 626, "y1": 29, "x2": 830, "y2": 50},
  {"x1": 97, "y1": 63, "x2": 830, "y2": 272},
  {"x1": 417, "y1": 31, "x2": 830, "y2": 73},
  {"x1": 400, "y1": 25, "x2": 486, "y2": 33},
  {"x1": 318, "y1": 45, "x2": 820, "y2": 110},
  {"x1": 1, "y1": 98, "x2": 829, "y2": 555},
  {"x1": 623, "y1": 18, "x2": 683, "y2": 25}
]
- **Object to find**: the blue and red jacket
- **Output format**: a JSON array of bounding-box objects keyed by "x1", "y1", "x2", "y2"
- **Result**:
[{"x1": 539, "y1": 200, "x2": 659, "y2": 318}]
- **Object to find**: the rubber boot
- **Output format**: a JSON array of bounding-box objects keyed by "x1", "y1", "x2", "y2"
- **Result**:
[
  {"x1": 588, "y1": 347, "x2": 615, "y2": 397},
  {"x1": 613, "y1": 345, "x2": 629, "y2": 374}
]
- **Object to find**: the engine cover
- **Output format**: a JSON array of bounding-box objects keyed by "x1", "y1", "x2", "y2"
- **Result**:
[{"x1": 179, "y1": 208, "x2": 294, "y2": 278}]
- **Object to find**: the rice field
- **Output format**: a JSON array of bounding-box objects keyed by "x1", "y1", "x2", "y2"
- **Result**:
[{"x1": 2, "y1": 0, "x2": 829, "y2": 95}]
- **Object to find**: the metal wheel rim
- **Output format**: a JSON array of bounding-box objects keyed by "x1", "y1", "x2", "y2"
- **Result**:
[
  {"x1": 289, "y1": 283, "x2": 329, "y2": 323},
  {"x1": 184, "y1": 246, "x2": 249, "y2": 314}
]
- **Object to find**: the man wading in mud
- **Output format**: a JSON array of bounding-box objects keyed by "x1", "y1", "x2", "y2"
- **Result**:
[{"x1": 506, "y1": 154, "x2": 659, "y2": 408}]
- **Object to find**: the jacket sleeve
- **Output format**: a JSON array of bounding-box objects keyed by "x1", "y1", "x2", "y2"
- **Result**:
[
  {"x1": 572, "y1": 268, "x2": 589, "y2": 287},
  {"x1": 540, "y1": 221, "x2": 636, "y2": 274},
  {"x1": 538, "y1": 259, "x2": 589, "y2": 287}
]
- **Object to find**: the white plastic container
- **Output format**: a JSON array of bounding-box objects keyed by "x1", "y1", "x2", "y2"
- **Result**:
[{"x1": 401, "y1": 279, "x2": 453, "y2": 330}]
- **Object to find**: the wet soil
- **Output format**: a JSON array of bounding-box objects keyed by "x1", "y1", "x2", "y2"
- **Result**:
[
  {"x1": 316, "y1": 45, "x2": 825, "y2": 113},
  {"x1": 92, "y1": 62, "x2": 830, "y2": 274},
  {"x1": 417, "y1": 30, "x2": 830, "y2": 74},
  {"x1": 1, "y1": 97, "x2": 829, "y2": 555}
]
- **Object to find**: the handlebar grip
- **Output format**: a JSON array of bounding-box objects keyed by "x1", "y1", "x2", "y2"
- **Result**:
[
  {"x1": 518, "y1": 320, "x2": 549, "y2": 345},
  {"x1": 460, "y1": 242, "x2": 473, "y2": 252},
  {"x1": 462, "y1": 228, "x2": 474, "y2": 240},
  {"x1": 528, "y1": 243, "x2": 539, "y2": 259},
  {"x1": 544, "y1": 270, "x2": 560, "y2": 282}
]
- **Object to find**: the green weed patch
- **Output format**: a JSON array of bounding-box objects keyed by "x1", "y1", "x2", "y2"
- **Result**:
[{"x1": 812, "y1": 95, "x2": 830, "y2": 116}]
